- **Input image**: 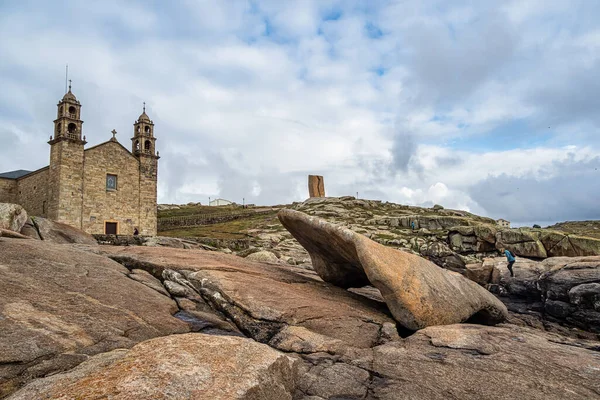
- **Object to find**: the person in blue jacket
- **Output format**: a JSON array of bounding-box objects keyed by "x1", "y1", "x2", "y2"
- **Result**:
[{"x1": 503, "y1": 248, "x2": 516, "y2": 277}]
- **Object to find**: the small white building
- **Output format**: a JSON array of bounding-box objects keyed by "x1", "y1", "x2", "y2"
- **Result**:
[
  {"x1": 209, "y1": 198, "x2": 234, "y2": 206},
  {"x1": 496, "y1": 218, "x2": 511, "y2": 228}
]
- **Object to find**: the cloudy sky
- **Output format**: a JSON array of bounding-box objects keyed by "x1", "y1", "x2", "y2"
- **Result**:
[{"x1": 1, "y1": 0, "x2": 599, "y2": 226}]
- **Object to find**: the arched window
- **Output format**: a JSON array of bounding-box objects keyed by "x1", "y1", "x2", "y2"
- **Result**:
[
  {"x1": 68, "y1": 106, "x2": 76, "y2": 117},
  {"x1": 59, "y1": 106, "x2": 63, "y2": 115},
  {"x1": 144, "y1": 126, "x2": 151, "y2": 134},
  {"x1": 68, "y1": 123, "x2": 77, "y2": 133},
  {"x1": 135, "y1": 140, "x2": 140, "y2": 151},
  {"x1": 144, "y1": 140, "x2": 151, "y2": 151},
  {"x1": 57, "y1": 123, "x2": 61, "y2": 134},
  {"x1": 137, "y1": 126, "x2": 140, "y2": 133}
]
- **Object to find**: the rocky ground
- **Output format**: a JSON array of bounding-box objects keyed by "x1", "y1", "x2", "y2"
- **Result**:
[
  {"x1": 2, "y1": 238, "x2": 600, "y2": 399},
  {"x1": 158, "y1": 196, "x2": 600, "y2": 268},
  {"x1": 1, "y1": 200, "x2": 600, "y2": 399},
  {"x1": 157, "y1": 197, "x2": 600, "y2": 337}
]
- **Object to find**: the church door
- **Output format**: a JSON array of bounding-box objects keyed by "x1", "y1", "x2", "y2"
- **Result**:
[{"x1": 105, "y1": 222, "x2": 118, "y2": 235}]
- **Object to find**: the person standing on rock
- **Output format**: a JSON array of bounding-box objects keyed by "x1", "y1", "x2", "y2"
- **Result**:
[
  {"x1": 503, "y1": 249, "x2": 516, "y2": 277},
  {"x1": 411, "y1": 221, "x2": 416, "y2": 231}
]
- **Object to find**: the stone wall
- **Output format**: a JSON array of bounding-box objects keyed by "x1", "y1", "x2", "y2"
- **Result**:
[
  {"x1": 17, "y1": 168, "x2": 49, "y2": 217},
  {"x1": 82, "y1": 141, "x2": 141, "y2": 235},
  {"x1": 158, "y1": 209, "x2": 273, "y2": 231},
  {"x1": 137, "y1": 155, "x2": 158, "y2": 236},
  {"x1": 0, "y1": 178, "x2": 17, "y2": 203},
  {"x1": 47, "y1": 139, "x2": 85, "y2": 227}
]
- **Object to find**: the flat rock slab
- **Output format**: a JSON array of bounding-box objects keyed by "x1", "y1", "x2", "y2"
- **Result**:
[
  {"x1": 0, "y1": 238, "x2": 188, "y2": 397},
  {"x1": 89, "y1": 245, "x2": 399, "y2": 350},
  {"x1": 371, "y1": 323, "x2": 600, "y2": 399},
  {"x1": 8, "y1": 333, "x2": 297, "y2": 400},
  {"x1": 278, "y1": 209, "x2": 508, "y2": 330}
]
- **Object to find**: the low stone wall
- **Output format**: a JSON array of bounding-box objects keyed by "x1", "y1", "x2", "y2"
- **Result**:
[
  {"x1": 158, "y1": 209, "x2": 275, "y2": 231},
  {"x1": 187, "y1": 237, "x2": 251, "y2": 250},
  {"x1": 93, "y1": 234, "x2": 146, "y2": 246},
  {"x1": 92, "y1": 234, "x2": 251, "y2": 251}
]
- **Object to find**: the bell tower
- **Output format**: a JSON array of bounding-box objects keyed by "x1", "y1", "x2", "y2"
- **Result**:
[
  {"x1": 132, "y1": 103, "x2": 159, "y2": 235},
  {"x1": 132, "y1": 102, "x2": 156, "y2": 156},
  {"x1": 47, "y1": 81, "x2": 86, "y2": 227},
  {"x1": 51, "y1": 80, "x2": 85, "y2": 143}
]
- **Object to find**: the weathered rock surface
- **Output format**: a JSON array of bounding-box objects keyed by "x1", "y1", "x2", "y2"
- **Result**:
[
  {"x1": 307, "y1": 175, "x2": 325, "y2": 198},
  {"x1": 3, "y1": 242, "x2": 600, "y2": 399},
  {"x1": 8, "y1": 333, "x2": 297, "y2": 400},
  {"x1": 482, "y1": 256, "x2": 600, "y2": 334},
  {"x1": 92, "y1": 245, "x2": 399, "y2": 349},
  {"x1": 370, "y1": 323, "x2": 600, "y2": 399},
  {"x1": 89, "y1": 245, "x2": 600, "y2": 399},
  {"x1": 277, "y1": 209, "x2": 508, "y2": 330},
  {"x1": 541, "y1": 230, "x2": 600, "y2": 257},
  {"x1": 284, "y1": 198, "x2": 600, "y2": 271},
  {"x1": 143, "y1": 236, "x2": 211, "y2": 250},
  {"x1": 0, "y1": 239, "x2": 188, "y2": 397},
  {"x1": 246, "y1": 250, "x2": 280, "y2": 263},
  {"x1": 0, "y1": 228, "x2": 31, "y2": 239},
  {"x1": 496, "y1": 229, "x2": 548, "y2": 258},
  {"x1": 20, "y1": 216, "x2": 97, "y2": 244},
  {"x1": 0, "y1": 203, "x2": 27, "y2": 232}
]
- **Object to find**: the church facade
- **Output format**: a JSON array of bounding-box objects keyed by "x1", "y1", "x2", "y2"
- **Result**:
[{"x1": 0, "y1": 87, "x2": 159, "y2": 235}]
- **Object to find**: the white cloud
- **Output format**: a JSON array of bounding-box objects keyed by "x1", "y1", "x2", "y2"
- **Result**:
[{"x1": 0, "y1": 0, "x2": 599, "y2": 224}]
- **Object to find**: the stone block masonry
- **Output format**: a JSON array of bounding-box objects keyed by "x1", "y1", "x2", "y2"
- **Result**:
[
  {"x1": 308, "y1": 175, "x2": 325, "y2": 198},
  {"x1": 82, "y1": 142, "x2": 143, "y2": 235},
  {"x1": 17, "y1": 168, "x2": 49, "y2": 217},
  {"x1": 0, "y1": 178, "x2": 17, "y2": 204}
]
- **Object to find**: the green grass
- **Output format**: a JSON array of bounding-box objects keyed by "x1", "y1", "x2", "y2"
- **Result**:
[{"x1": 545, "y1": 221, "x2": 600, "y2": 239}]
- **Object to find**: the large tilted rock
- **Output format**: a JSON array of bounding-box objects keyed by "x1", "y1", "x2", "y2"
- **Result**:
[
  {"x1": 20, "y1": 216, "x2": 97, "y2": 245},
  {"x1": 278, "y1": 209, "x2": 508, "y2": 330},
  {"x1": 8, "y1": 334, "x2": 297, "y2": 400},
  {"x1": 0, "y1": 203, "x2": 27, "y2": 232}
]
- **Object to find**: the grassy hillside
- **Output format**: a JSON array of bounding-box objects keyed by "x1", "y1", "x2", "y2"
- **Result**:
[{"x1": 545, "y1": 221, "x2": 600, "y2": 239}]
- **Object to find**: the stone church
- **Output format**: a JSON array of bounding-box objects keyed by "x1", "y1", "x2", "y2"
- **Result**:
[{"x1": 0, "y1": 86, "x2": 159, "y2": 235}]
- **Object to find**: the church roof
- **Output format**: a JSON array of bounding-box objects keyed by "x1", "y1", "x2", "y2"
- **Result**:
[
  {"x1": 62, "y1": 89, "x2": 77, "y2": 102},
  {"x1": 137, "y1": 111, "x2": 151, "y2": 122},
  {"x1": 0, "y1": 169, "x2": 32, "y2": 179},
  {"x1": 85, "y1": 139, "x2": 136, "y2": 159}
]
